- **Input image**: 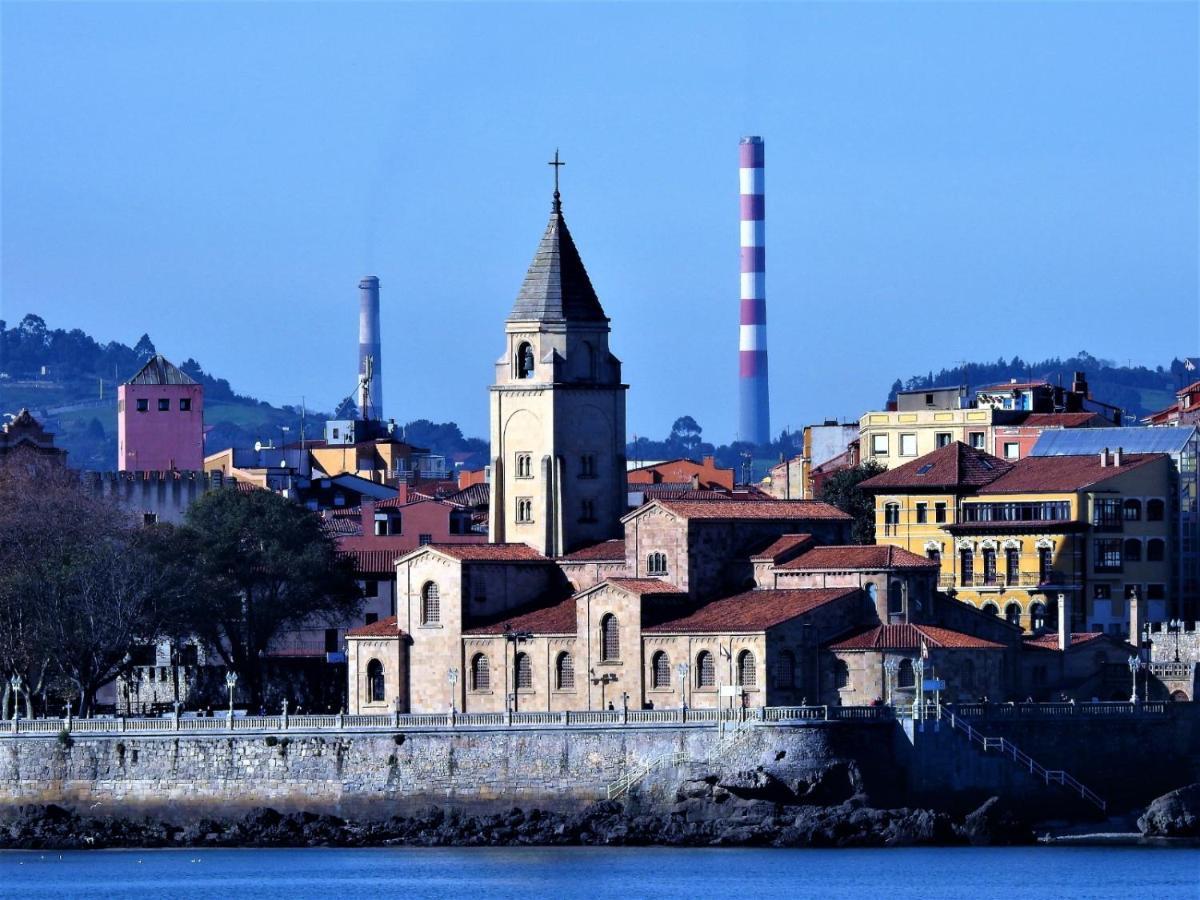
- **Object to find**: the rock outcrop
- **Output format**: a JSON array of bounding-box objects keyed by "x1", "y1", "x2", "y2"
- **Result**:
[{"x1": 1137, "y1": 784, "x2": 1200, "y2": 838}]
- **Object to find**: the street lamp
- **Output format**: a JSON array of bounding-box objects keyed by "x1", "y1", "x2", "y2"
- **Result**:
[
  {"x1": 883, "y1": 657, "x2": 901, "y2": 706},
  {"x1": 676, "y1": 662, "x2": 689, "y2": 710},
  {"x1": 1169, "y1": 619, "x2": 1183, "y2": 663},
  {"x1": 8, "y1": 674, "x2": 21, "y2": 721},
  {"x1": 913, "y1": 658, "x2": 926, "y2": 718},
  {"x1": 589, "y1": 669, "x2": 617, "y2": 709},
  {"x1": 1127, "y1": 655, "x2": 1145, "y2": 704},
  {"x1": 225, "y1": 670, "x2": 238, "y2": 720},
  {"x1": 501, "y1": 625, "x2": 532, "y2": 713},
  {"x1": 447, "y1": 667, "x2": 459, "y2": 713}
]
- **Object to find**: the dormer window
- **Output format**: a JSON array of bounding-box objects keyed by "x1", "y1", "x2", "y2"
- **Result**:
[{"x1": 517, "y1": 342, "x2": 535, "y2": 379}]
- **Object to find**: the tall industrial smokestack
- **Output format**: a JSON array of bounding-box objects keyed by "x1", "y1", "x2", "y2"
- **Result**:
[
  {"x1": 357, "y1": 276, "x2": 382, "y2": 422},
  {"x1": 738, "y1": 136, "x2": 770, "y2": 445}
]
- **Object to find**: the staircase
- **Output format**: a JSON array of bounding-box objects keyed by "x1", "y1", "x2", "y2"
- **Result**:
[
  {"x1": 606, "y1": 718, "x2": 760, "y2": 800},
  {"x1": 941, "y1": 705, "x2": 1106, "y2": 811}
]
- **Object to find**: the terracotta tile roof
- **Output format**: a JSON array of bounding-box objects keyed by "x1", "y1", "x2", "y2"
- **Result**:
[
  {"x1": 780, "y1": 544, "x2": 938, "y2": 571},
  {"x1": 1022, "y1": 631, "x2": 1124, "y2": 652},
  {"x1": 749, "y1": 534, "x2": 814, "y2": 562},
  {"x1": 1007, "y1": 412, "x2": 1108, "y2": 429},
  {"x1": 346, "y1": 616, "x2": 402, "y2": 638},
  {"x1": 604, "y1": 577, "x2": 686, "y2": 595},
  {"x1": 561, "y1": 539, "x2": 626, "y2": 562},
  {"x1": 376, "y1": 495, "x2": 463, "y2": 510},
  {"x1": 652, "y1": 499, "x2": 850, "y2": 521},
  {"x1": 829, "y1": 623, "x2": 1006, "y2": 651},
  {"x1": 1177, "y1": 380, "x2": 1200, "y2": 398},
  {"x1": 860, "y1": 442, "x2": 1012, "y2": 492},
  {"x1": 426, "y1": 543, "x2": 548, "y2": 562},
  {"x1": 463, "y1": 595, "x2": 578, "y2": 635},
  {"x1": 339, "y1": 548, "x2": 401, "y2": 574},
  {"x1": 977, "y1": 453, "x2": 1165, "y2": 494},
  {"x1": 644, "y1": 587, "x2": 857, "y2": 633}
]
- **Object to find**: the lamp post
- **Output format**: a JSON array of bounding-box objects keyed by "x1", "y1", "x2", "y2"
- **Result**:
[
  {"x1": 9, "y1": 674, "x2": 21, "y2": 721},
  {"x1": 913, "y1": 658, "x2": 926, "y2": 720},
  {"x1": 1127, "y1": 655, "x2": 1145, "y2": 704},
  {"x1": 589, "y1": 669, "x2": 616, "y2": 710},
  {"x1": 676, "y1": 662, "x2": 689, "y2": 710},
  {"x1": 447, "y1": 667, "x2": 459, "y2": 714},
  {"x1": 883, "y1": 657, "x2": 901, "y2": 706},
  {"x1": 1169, "y1": 619, "x2": 1183, "y2": 663},
  {"x1": 225, "y1": 670, "x2": 238, "y2": 722},
  {"x1": 501, "y1": 625, "x2": 532, "y2": 714}
]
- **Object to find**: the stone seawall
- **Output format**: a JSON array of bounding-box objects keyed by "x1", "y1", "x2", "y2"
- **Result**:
[{"x1": 0, "y1": 723, "x2": 894, "y2": 819}]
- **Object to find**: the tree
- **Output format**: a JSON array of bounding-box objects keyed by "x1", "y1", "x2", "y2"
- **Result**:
[
  {"x1": 133, "y1": 333, "x2": 157, "y2": 359},
  {"x1": 818, "y1": 460, "x2": 887, "y2": 545},
  {"x1": 667, "y1": 416, "x2": 703, "y2": 457},
  {"x1": 175, "y1": 488, "x2": 361, "y2": 708}
]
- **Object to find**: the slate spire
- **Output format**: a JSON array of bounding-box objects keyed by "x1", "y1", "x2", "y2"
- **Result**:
[{"x1": 507, "y1": 173, "x2": 608, "y2": 324}]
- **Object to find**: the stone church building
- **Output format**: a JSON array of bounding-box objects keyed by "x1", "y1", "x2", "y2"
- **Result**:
[{"x1": 346, "y1": 184, "x2": 1033, "y2": 716}]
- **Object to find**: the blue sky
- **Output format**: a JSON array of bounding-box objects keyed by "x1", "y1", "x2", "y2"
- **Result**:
[{"x1": 3, "y1": 2, "x2": 1197, "y2": 443}]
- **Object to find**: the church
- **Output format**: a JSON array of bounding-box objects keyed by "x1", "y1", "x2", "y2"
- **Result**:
[{"x1": 346, "y1": 175, "x2": 1035, "y2": 716}]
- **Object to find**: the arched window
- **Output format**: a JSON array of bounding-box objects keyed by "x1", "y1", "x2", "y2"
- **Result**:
[
  {"x1": 927, "y1": 548, "x2": 941, "y2": 566},
  {"x1": 897, "y1": 658, "x2": 915, "y2": 688},
  {"x1": 516, "y1": 342, "x2": 535, "y2": 379},
  {"x1": 773, "y1": 650, "x2": 796, "y2": 689},
  {"x1": 421, "y1": 582, "x2": 440, "y2": 625},
  {"x1": 515, "y1": 652, "x2": 532, "y2": 690},
  {"x1": 866, "y1": 583, "x2": 878, "y2": 604},
  {"x1": 1147, "y1": 539, "x2": 1166, "y2": 562},
  {"x1": 1123, "y1": 499, "x2": 1142, "y2": 521},
  {"x1": 366, "y1": 659, "x2": 385, "y2": 703},
  {"x1": 696, "y1": 650, "x2": 715, "y2": 688},
  {"x1": 1005, "y1": 602, "x2": 1021, "y2": 627},
  {"x1": 982, "y1": 602, "x2": 999, "y2": 617},
  {"x1": 1031, "y1": 602, "x2": 1047, "y2": 631},
  {"x1": 1124, "y1": 539, "x2": 1142, "y2": 562},
  {"x1": 981, "y1": 548, "x2": 997, "y2": 585},
  {"x1": 651, "y1": 651, "x2": 671, "y2": 689},
  {"x1": 515, "y1": 453, "x2": 532, "y2": 478},
  {"x1": 470, "y1": 653, "x2": 490, "y2": 691},
  {"x1": 884, "y1": 503, "x2": 900, "y2": 534},
  {"x1": 834, "y1": 659, "x2": 850, "y2": 689},
  {"x1": 888, "y1": 581, "x2": 903, "y2": 616},
  {"x1": 1147, "y1": 499, "x2": 1165, "y2": 522},
  {"x1": 600, "y1": 614, "x2": 620, "y2": 661},
  {"x1": 737, "y1": 650, "x2": 756, "y2": 688},
  {"x1": 646, "y1": 552, "x2": 668, "y2": 575},
  {"x1": 555, "y1": 652, "x2": 574, "y2": 690}
]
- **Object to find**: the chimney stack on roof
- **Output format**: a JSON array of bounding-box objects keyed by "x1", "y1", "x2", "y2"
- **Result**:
[
  {"x1": 1113, "y1": 447, "x2": 1123, "y2": 467},
  {"x1": 358, "y1": 276, "x2": 383, "y2": 422},
  {"x1": 1099, "y1": 448, "x2": 1108, "y2": 467}
]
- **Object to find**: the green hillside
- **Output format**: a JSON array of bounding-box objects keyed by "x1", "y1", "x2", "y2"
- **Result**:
[{"x1": 0, "y1": 315, "x2": 487, "y2": 471}]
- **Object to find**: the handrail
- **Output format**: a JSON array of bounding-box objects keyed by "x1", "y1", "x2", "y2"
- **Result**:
[{"x1": 942, "y1": 704, "x2": 1106, "y2": 811}]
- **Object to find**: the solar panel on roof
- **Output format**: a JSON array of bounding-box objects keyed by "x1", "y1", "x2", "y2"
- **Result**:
[
  {"x1": 916, "y1": 463, "x2": 934, "y2": 474},
  {"x1": 1030, "y1": 426, "x2": 1198, "y2": 457}
]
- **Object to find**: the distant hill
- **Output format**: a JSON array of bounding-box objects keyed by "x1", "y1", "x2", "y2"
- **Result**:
[
  {"x1": 0, "y1": 315, "x2": 488, "y2": 471},
  {"x1": 887, "y1": 353, "x2": 1194, "y2": 422}
]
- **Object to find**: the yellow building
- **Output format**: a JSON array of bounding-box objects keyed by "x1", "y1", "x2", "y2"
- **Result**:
[
  {"x1": 860, "y1": 387, "x2": 998, "y2": 471},
  {"x1": 862, "y1": 443, "x2": 1174, "y2": 637}
]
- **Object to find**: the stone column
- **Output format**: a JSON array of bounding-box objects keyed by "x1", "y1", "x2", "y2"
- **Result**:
[{"x1": 1128, "y1": 587, "x2": 1144, "y2": 646}]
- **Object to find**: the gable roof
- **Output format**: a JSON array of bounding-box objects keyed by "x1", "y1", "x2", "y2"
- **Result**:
[
  {"x1": 860, "y1": 442, "x2": 1012, "y2": 492},
  {"x1": 977, "y1": 453, "x2": 1165, "y2": 494},
  {"x1": 560, "y1": 539, "x2": 626, "y2": 562},
  {"x1": 414, "y1": 543, "x2": 548, "y2": 563},
  {"x1": 339, "y1": 548, "x2": 401, "y2": 574},
  {"x1": 125, "y1": 354, "x2": 197, "y2": 386},
  {"x1": 828, "y1": 623, "x2": 1005, "y2": 651},
  {"x1": 749, "y1": 534, "x2": 815, "y2": 563},
  {"x1": 602, "y1": 577, "x2": 686, "y2": 596},
  {"x1": 644, "y1": 587, "x2": 857, "y2": 634},
  {"x1": 642, "y1": 498, "x2": 850, "y2": 522},
  {"x1": 463, "y1": 595, "x2": 578, "y2": 635},
  {"x1": 1022, "y1": 631, "x2": 1131, "y2": 653},
  {"x1": 780, "y1": 544, "x2": 938, "y2": 571},
  {"x1": 346, "y1": 616, "x2": 403, "y2": 638},
  {"x1": 507, "y1": 200, "x2": 607, "y2": 323}
]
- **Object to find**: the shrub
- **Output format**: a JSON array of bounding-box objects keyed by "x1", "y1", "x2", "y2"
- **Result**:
[
  {"x1": 265, "y1": 735, "x2": 279, "y2": 747},
  {"x1": 56, "y1": 729, "x2": 73, "y2": 749}
]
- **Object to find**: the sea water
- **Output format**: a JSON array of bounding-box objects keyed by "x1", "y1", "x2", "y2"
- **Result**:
[{"x1": 1, "y1": 845, "x2": 1197, "y2": 899}]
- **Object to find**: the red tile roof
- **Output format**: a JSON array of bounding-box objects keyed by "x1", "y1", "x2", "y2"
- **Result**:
[
  {"x1": 829, "y1": 623, "x2": 1006, "y2": 651},
  {"x1": 652, "y1": 499, "x2": 850, "y2": 521},
  {"x1": 424, "y1": 543, "x2": 548, "y2": 562},
  {"x1": 1007, "y1": 412, "x2": 1108, "y2": 429},
  {"x1": 339, "y1": 548, "x2": 401, "y2": 574},
  {"x1": 463, "y1": 595, "x2": 578, "y2": 635},
  {"x1": 644, "y1": 587, "x2": 857, "y2": 633},
  {"x1": 561, "y1": 539, "x2": 626, "y2": 562},
  {"x1": 977, "y1": 453, "x2": 1165, "y2": 494},
  {"x1": 750, "y1": 534, "x2": 814, "y2": 562},
  {"x1": 376, "y1": 495, "x2": 463, "y2": 509},
  {"x1": 1022, "y1": 631, "x2": 1124, "y2": 652},
  {"x1": 860, "y1": 442, "x2": 1012, "y2": 492},
  {"x1": 780, "y1": 544, "x2": 938, "y2": 571},
  {"x1": 1177, "y1": 380, "x2": 1200, "y2": 398},
  {"x1": 604, "y1": 577, "x2": 686, "y2": 595},
  {"x1": 346, "y1": 616, "x2": 403, "y2": 638}
]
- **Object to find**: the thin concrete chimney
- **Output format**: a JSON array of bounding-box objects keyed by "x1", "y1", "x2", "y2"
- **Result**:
[
  {"x1": 1099, "y1": 448, "x2": 1109, "y2": 467},
  {"x1": 1057, "y1": 593, "x2": 1071, "y2": 651},
  {"x1": 1113, "y1": 447, "x2": 1123, "y2": 467},
  {"x1": 358, "y1": 276, "x2": 383, "y2": 422}
]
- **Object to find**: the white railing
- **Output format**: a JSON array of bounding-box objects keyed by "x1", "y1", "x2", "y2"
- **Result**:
[
  {"x1": 943, "y1": 705, "x2": 1106, "y2": 811},
  {"x1": 607, "y1": 750, "x2": 690, "y2": 800}
]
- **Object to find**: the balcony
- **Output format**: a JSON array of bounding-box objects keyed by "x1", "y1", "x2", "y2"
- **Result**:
[
  {"x1": 972, "y1": 574, "x2": 1002, "y2": 590},
  {"x1": 938, "y1": 574, "x2": 957, "y2": 590},
  {"x1": 1017, "y1": 570, "x2": 1076, "y2": 588}
]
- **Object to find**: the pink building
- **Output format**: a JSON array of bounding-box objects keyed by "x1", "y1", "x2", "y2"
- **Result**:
[{"x1": 118, "y1": 355, "x2": 205, "y2": 472}]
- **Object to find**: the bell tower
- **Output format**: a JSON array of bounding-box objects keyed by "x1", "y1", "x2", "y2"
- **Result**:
[{"x1": 488, "y1": 155, "x2": 628, "y2": 556}]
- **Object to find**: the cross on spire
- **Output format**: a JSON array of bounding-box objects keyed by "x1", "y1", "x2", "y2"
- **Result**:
[{"x1": 548, "y1": 149, "x2": 565, "y2": 212}]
